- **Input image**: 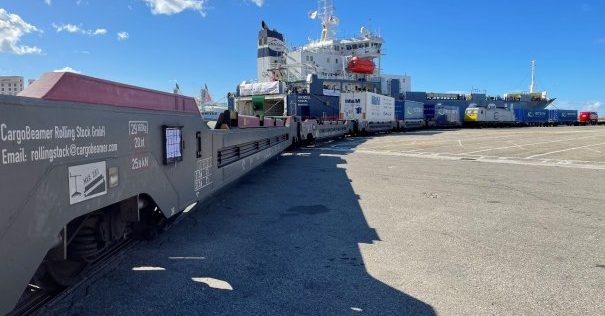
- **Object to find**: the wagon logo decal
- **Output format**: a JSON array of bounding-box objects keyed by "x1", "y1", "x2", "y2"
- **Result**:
[{"x1": 68, "y1": 161, "x2": 107, "y2": 205}]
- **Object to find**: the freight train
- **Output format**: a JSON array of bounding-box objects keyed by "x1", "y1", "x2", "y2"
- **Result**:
[
  {"x1": 1, "y1": 71, "x2": 597, "y2": 314},
  {"x1": 0, "y1": 72, "x2": 299, "y2": 315},
  {"x1": 463, "y1": 104, "x2": 590, "y2": 127},
  {"x1": 232, "y1": 87, "x2": 591, "y2": 133}
]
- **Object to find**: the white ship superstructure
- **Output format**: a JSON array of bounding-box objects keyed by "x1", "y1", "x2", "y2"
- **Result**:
[
  {"x1": 239, "y1": 0, "x2": 552, "y2": 125},
  {"x1": 257, "y1": 0, "x2": 390, "y2": 85}
]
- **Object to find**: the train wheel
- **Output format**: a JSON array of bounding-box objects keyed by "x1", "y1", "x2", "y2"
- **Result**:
[{"x1": 44, "y1": 259, "x2": 88, "y2": 287}]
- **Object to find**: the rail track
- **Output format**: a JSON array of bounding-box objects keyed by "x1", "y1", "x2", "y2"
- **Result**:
[{"x1": 9, "y1": 239, "x2": 138, "y2": 316}]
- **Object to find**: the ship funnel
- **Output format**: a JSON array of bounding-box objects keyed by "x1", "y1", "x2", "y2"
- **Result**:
[{"x1": 257, "y1": 22, "x2": 286, "y2": 82}]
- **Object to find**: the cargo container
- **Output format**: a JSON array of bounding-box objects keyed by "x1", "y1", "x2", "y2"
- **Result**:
[
  {"x1": 340, "y1": 91, "x2": 395, "y2": 132},
  {"x1": 395, "y1": 100, "x2": 405, "y2": 121},
  {"x1": 548, "y1": 109, "x2": 578, "y2": 125},
  {"x1": 423, "y1": 104, "x2": 436, "y2": 127},
  {"x1": 287, "y1": 93, "x2": 340, "y2": 120},
  {"x1": 434, "y1": 105, "x2": 461, "y2": 127},
  {"x1": 395, "y1": 100, "x2": 424, "y2": 129},
  {"x1": 514, "y1": 109, "x2": 549, "y2": 125},
  {"x1": 579, "y1": 111, "x2": 598, "y2": 125}
]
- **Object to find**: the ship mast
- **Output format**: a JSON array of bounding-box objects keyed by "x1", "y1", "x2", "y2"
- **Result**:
[
  {"x1": 529, "y1": 59, "x2": 536, "y2": 94},
  {"x1": 318, "y1": 0, "x2": 338, "y2": 42}
]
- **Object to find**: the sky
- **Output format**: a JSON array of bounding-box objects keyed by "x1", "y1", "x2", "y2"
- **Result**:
[{"x1": 0, "y1": 0, "x2": 603, "y2": 113}]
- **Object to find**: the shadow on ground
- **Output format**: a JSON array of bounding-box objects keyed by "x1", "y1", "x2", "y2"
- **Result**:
[{"x1": 45, "y1": 140, "x2": 436, "y2": 316}]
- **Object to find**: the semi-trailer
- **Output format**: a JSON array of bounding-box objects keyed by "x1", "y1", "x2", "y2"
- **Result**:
[
  {"x1": 548, "y1": 109, "x2": 578, "y2": 126},
  {"x1": 395, "y1": 100, "x2": 424, "y2": 130},
  {"x1": 340, "y1": 91, "x2": 396, "y2": 133},
  {"x1": 514, "y1": 109, "x2": 549, "y2": 126},
  {"x1": 434, "y1": 105, "x2": 461, "y2": 127}
]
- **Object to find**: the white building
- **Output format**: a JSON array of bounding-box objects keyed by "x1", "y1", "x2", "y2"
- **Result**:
[{"x1": 0, "y1": 76, "x2": 24, "y2": 96}]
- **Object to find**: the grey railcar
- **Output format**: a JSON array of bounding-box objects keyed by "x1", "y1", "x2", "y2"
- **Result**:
[{"x1": 0, "y1": 90, "x2": 294, "y2": 314}]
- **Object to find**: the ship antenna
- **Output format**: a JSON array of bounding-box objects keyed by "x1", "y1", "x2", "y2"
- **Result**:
[
  {"x1": 529, "y1": 59, "x2": 536, "y2": 94},
  {"x1": 318, "y1": 0, "x2": 337, "y2": 42}
]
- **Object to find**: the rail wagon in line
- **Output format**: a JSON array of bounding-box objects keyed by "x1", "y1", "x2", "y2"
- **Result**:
[{"x1": 0, "y1": 72, "x2": 297, "y2": 314}]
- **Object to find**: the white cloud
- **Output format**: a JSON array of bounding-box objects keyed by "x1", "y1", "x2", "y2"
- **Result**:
[
  {"x1": 595, "y1": 38, "x2": 605, "y2": 45},
  {"x1": 584, "y1": 101, "x2": 602, "y2": 112},
  {"x1": 143, "y1": 0, "x2": 207, "y2": 16},
  {"x1": 54, "y1": 66, "x2": 81, "y2": 74},
  {"x1": 552, "y1": 100, "x2": 603, "y2": 114},
  {"x1": 247, "y1": 0, "x2": 265, "y2": 7},
  {"x1": 53, "y1": 23, "x2": 81, "y2": 33},
  {"x1": 53, "y1": 23, "x2": 107, "y2": 36},
  {"x1": 45, "y1": 0, "x2": 52, "y2": 6},
  {"x1": 0, "y1": 8, "x2": 42, "y2": 55},
  {"x1": 117, "y1": 31, "x2": 129, "y2": 41},
  {"x1": 92, "y1": 28, "x2": 107, "y2": 35}
]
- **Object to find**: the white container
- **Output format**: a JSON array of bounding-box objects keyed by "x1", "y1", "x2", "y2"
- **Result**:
[{"x1": 340, "y1": 92, "x2": 395, "y2": 122}]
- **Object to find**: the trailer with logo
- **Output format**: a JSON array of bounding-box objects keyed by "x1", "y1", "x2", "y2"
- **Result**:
[
  {"x1": 395, "y1": 100, "x2": 425, "y2": 129},
  {"x1": 434, "y1": 105, "x2": 462, "y2": 127},
  {"x1": 340, "y1": 91, "x2": 395, "y2": 133},
  {"x1": 514, "y1": 109, "x2": 549, "y2": 126},
  {"x1": 548, "y1": 109, "x2": 578, "y2": 126}
]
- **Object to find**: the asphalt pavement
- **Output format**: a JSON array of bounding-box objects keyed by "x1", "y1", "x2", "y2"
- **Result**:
[{"x1": 41, "y1": 127, "x2": 605, "y2": 316}]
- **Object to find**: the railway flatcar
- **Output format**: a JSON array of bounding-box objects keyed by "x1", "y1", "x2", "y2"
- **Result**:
[
  {"x1": 0, "y1": 72, "x2": 296, "y2": 315},
  {"x1": 232, "y1": 92, "x2": 351, "y2": 143}
]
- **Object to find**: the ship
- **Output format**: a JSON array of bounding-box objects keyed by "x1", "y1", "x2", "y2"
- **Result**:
[
  {"x1": 404, "y1": 60, "x2": 555, "y2": 116},
  {"x1": 196, "y1": 84, "x2": 227, "y2": 121},
  {"x1": 231, "y1": 0, "x2": 554, "y2": 121}
]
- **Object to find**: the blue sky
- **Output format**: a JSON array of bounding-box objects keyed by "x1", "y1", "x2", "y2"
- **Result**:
[{"x1": 0, "y1": 0, "x2": 603, "y2": 113}]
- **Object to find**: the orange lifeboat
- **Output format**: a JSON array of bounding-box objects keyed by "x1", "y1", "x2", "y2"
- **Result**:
[{"x1": 347, "y1": 57, "x2": 375, "y2": 74}]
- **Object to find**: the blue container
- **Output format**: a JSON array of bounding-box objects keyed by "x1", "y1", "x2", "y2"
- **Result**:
[
  {"x1": 526, "y1": 110, "x2": 548, "y2": 123},
  {"x1": 403, "y1": 101, "x2": 424, "y2": 120},
  {"x1": 548, "y1": 109, "x2": 578, "y2": 123},
  {"x1": 287, "y1": 94, "x2": 340, "y2": 119},
  {"x1": 515, "y1": 109, "x2": 548, "y2": 124},
  {"x1": 424, "y1": 104, "x2": 436, "y2": 121},
  {"x1": 435, "y1": 105, "x2": 460, "y2": 126},
  {"x1": 514, "y1": 109, "x2": 525, "y2": 123},
  {"x1": 395, "y1": 100, "x2": 405, "y2": 121}
]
